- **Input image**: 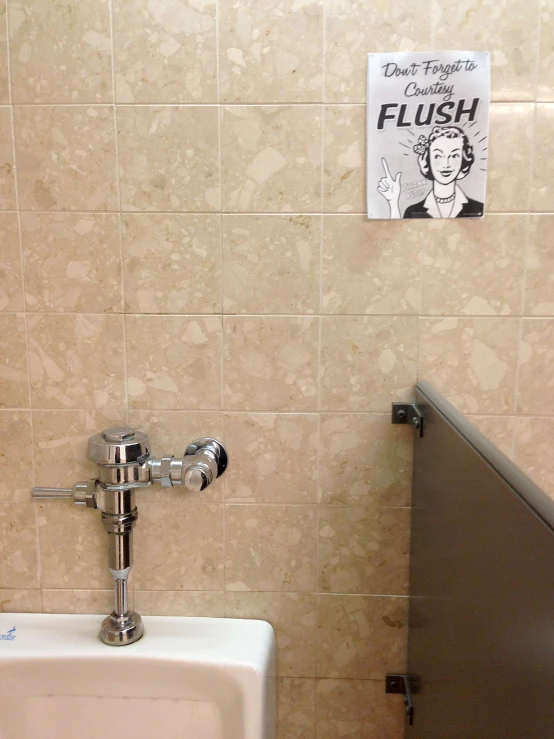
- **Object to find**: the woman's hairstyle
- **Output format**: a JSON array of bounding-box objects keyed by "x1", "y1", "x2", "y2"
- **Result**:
[{"x1": 413, "y1": 126, "x2": 475, "y2": 180}]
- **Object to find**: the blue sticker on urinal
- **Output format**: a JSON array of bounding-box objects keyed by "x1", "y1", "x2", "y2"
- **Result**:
[{"x1": 0, "y1": 626, "x2": 16, "y2": 641}]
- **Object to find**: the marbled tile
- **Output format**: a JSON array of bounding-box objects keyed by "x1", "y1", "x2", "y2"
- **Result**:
[
  {"x1": 223, "y1": 317, "x2": 319, "y2": 411},
  {"x1": 0, "y1": 0, "x2": 8, "y2": 103},
  {"x1": 39, "y1": 502, "x2": 111, "y2": 589},
  {"x1": 324, "y1": 0, "x2": 432, "y2": 103},
  {"x1": 222, "y1": 215, "x2": 320, "y2": 314},
  {"x1": 22, "y1": 213, "x2": 122, "y2": 313},
  {"x1": 117, "y1": 105, "x2": 219, "y2": 212},
  {"x1": 0, "y1": 411, "x2": 32, "y2": 502},
  {"x1": 517, "y1": 319, "x2": 554, "y2": 414},
  {"x1": 0, "y1": 314, "x2": 28, "y2": 409},
  {"x1": 525, "y1": 216, "x2": 554, "y2": 315},
  {"x1": 122, "y1": 214, "x2": 221, "y2": 314},
  {"x1": 223, "y1": 413, "x2": 318, "y2": 503},
  {"x1": 134, "y1": 501, "x2": 224, "y2": 590},
  {"x1": 538, "y1": 0, "x2": 554, "y2": 101},
  {"x1": 323, "y1": 106, "x2": 365, "y2": 213},
  {"x1": 318, "y1": 507, "x2": 410, "y2": 596},
  {"x1": 320, "y1": 316, "x2": 418, "y2": 412},
  {"x1": 225, "y1": 504, "x2": 317, "y2": 592},
  {"x1": 316, "y1": 594, "x2": 407, "y2": 679},
  {"x1": 219, "y1": 0, "x2": 323, "y2": 103},
  {"x1": 114, "y1": 0, "x2": 217, "y2": 103},
  {"x1": 135, "y1": 591, "x2": 225, "y2": 617},
  {"x1": 42, "y1": 589, "x2": 113, "y2": 615},
  {"x1": 487, "y1": 104, "x2": 534, "y2": 212},
  {"x1": 126, "y1": 315, "x2": 222, "y2": 410},
  {"x1": 27, "y1": 314, "x2": 126, "y2": 409},
  {"x1": 0, "y1": 503, "x2": 39, "y2": 589},
  {"x1": 15, "y1": 106, "x2": 117, "y2": 211},
  {"x1": 531, "y1": 105, "x2": 554, "y2": 212},
  {"x1": 419, "y1": 318, "x2": 520, "y2": 414},
  {"x1": 321, "y1": 217, "x2": 421, "y2": 315},
  {"x1": 319, "y1": 414, "x2": 412, "y2": 507},
  {"x1": 221, "y1": 106, "x2": 322, "y2": 212},
  {"x1": 421, "y1": 216, "x2": 526, "y2": 316},
  {"x1": 0, "y1": 213, "x2": 23, "y2": 311},
  {"x1": 513, "y1": 417, "x2": 554, "y2": 497},
  {"x1": 32, "y1": 410, "x2": 127, "y2": 488},
  {"x1": 277, "y1": 678, "x2": 316, "y2": 739},
  {"x1": 9, "y1": 0, "x2": 112, "y2": 103},
  {"x1": 315, "y1": 680, "x2": 404, "y2": 739},
  {"x1": 0, "y1": 107, "x2": 15, "y2": 209},
  {"x1": 433, "y1": 0, "x2": 540, "y2": 101},
  {"x1": 127, "y1": 410, "x2": 223, "y2": 503},
  {"x1": 225, "y1": 592, "x2": 316, "y2": 677},
  {"x1": 470, "y1": 415, "x2": 515, "y2": 458},
  {"x1": 0, "y1": 589, "x2": 41, "y2": 612}
]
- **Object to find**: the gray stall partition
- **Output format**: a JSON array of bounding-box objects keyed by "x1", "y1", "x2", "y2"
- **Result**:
[{"x1": 406, "y1": 382, "x2": 554, "y2": 739}]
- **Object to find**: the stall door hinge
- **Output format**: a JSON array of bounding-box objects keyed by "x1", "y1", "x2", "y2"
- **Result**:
[
  {"x1": 391, "y1": 402, "x2": 424, "y2": 437},
  {"x1": 386, "y1": 674, "x2": 419, "y2": 726}
]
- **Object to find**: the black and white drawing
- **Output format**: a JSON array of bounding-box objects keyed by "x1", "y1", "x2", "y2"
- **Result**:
[{"x1": 367, "y1": 51, "x2": 490, "y2": 220}]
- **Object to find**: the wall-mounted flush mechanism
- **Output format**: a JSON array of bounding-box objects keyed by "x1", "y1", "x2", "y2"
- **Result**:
[{"x1": 32, "y1": 428, "x2": 228, "y2": 647}]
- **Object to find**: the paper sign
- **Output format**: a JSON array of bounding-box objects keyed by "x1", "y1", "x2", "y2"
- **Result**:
[{"x1": 366, "y1": 51, "x2": 490, "y2": 220}]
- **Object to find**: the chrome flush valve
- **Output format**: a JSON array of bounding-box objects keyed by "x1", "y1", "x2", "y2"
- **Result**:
[{"x1": 32, "y1": 428, "x2": 228, "y2": 646}]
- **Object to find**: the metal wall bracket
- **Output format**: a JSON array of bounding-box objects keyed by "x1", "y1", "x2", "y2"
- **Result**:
[
  {"x1": 386, "y1": 674, "x2": 419, "y2": 726},
  {"x1": 391, "y1": 402, "x2": 424, "y2": 437}
]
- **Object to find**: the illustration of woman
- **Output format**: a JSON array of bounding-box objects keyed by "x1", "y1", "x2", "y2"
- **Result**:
[{"x1": 378, "y1": 125, "x2": 483, "y2": 219}]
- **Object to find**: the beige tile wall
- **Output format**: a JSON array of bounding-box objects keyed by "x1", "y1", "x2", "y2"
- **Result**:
[{"x1": 0, "y1": 0, "x2": 552, "y2": 737}]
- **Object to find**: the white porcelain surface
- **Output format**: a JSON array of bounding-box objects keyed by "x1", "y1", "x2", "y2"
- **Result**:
[{"x1": 0, "y1": 613, "x2": 276, "y2": 739}]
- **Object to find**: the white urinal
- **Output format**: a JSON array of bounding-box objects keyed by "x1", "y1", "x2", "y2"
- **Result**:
[{"x1": 0, "y1": 613, "x2": 276, "y2": 739}]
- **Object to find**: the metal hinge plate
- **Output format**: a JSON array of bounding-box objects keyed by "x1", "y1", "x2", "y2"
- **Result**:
[
  {"x1": 386, "y1": 674, "x2": 419, "y2": 726},
  {"x1": 391, "y1": 402, "x2": 424, "y2": 437}
]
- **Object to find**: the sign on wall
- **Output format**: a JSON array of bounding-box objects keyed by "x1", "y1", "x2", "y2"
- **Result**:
[{"x1": 366, "y1": 51, "x2": 490, "y2": 220}]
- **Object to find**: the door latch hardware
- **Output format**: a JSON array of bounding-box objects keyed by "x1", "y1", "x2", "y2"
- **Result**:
[
  {"x1": 385, "y1": 673, "x2": 419, "y2": 726},
  {"x1": 391, "y1": 402, "x2": 424, "y2": 437}
]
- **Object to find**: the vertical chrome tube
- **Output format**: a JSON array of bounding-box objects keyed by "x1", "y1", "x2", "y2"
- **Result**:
[{"x1": 114, "y1": 576, "x2": 128, "y2": 619}]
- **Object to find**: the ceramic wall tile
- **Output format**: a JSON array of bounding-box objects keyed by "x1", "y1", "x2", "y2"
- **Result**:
[
  {"x1": 419, "y1": 318, "x2": 520, "y2": 414},
  {"x1": 531, "y1": 105, "x2": 554, "y2": 212},
  {"x1": 323, "y1": 105, "x2": 365, "y2": 213},
  {"x1": 0, "y1": 314, "x2": 29, "y2": 409},
  {"x1": 319, "y1": 414, "x2": 412, "y2": 507},
  {"x1": 0, "y1": 589, "x2": 41, "y2": 612},
  {"x1": 41, "y1": 589, "x2": 113, "y2": 614},
  {"x1": 517, "y1": 319, "x2": 554, "y2": 414},
  {"x1": 22, "y1": 213, "x2": 122, "y2": 314},
  {"x1": 117, "y1": 105, "x2": 220, "y2": 212},
  {"x1": 321, "y1": 216, "x2": 421, "y2": 315},
  {"x1": 221, "y1": 106, "x2": 322, "y2": 212},
  {"x1": 513, "y1": 416, "x2": 554, "y2": 497},
  {"x1": 525, "y1": 216, "x2": 554, "y2": 315},
  {"x1": 318, "y1": 506, "x2": 410, "y2": 595},
  {"x1": 27, "y1": 313, "x2": 126, "y2": 410},
  {"x1": 126, "y1": 315, "x2": 222, "y2": 410},
  {"x1": 538, "y1": 0, "x2": 554, "y2": 101},
  {"x1": 133, "y1": 501, "x2": 224, "y2": 590},
  {"x1": 487, "y1": 104, "x2": 534, "y2": 212},
  {"x1": 225, "y1": 504, "x2": 317, "y2": 592},
  {"x1": 223, "y1": 317, "x2": 319, "y2": 411},
  {"x1": 0, "y1": 107, "x2": 15, "y2": 210},
  {"x1": 222, "y1": 215, "x2": 320, "y2": 315},
  {"x1": 113, "y1": 0, "x2": 217, "y2": 103},
  {"x1": 432, "y1": 0, "x2": 541, "y2": 101},
  {"x1": 470, "y1": 415, "x2": 515, "y2": 458},
  {"x1": 134, "y1": 590, "x2": 225, "y2": 617},
  {"x1": 15, "y1": 106, "x2": 117, "y2": 211},
  {"x1": 277, "y1": 678, "x2": 316, "y2": 739},
  {"x1": 320, "y1": 316, "x2": 418, "y2": 412},
  {"x1": 223, "y1": 413, "x2": 318, "y2": 504},
  {"x1": 0, "y1": 411, "x2": 33, "y2": 502},
  {"x1": 316, "y1": 594, "x2": 408, "y2": 679},
  {"x1": 122, "y1": 213, "x2": 221, "y2": 314},
  {"x1": 315, "y1": 679, "x2": 404, "y2": 739},
  {"x1": 421, "y1": 216, "x2": 526, "y2": 316},
  {"x1": 0, "y1": 503, "x2": 38, "y2": 588},
  {"x1": 225, "y1": 592, "x2": 317, "y2": 677},
  {"x1": 219, "y1": 0, "x2": 323, "y2": 103},
  {"x1": 9, "y1": 0, "x2": 112, "y2": 103},
  {"x1": 324, "y1": 0, "x2": 432, "y2": 103},
  {"x1": 0, "y1": 0, "x2": 8, "y2": 104},
  {"x1": 0, "y1": 213, "x2": 24, "y2": 311}
]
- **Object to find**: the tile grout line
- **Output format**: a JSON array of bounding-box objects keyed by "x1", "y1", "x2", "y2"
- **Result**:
[
  {"x1": 1, "y1": 99, "x2": 547, "y2": 107},
  {"x1": 1, "y1": 209, "x2": 553, "y2": 216}
]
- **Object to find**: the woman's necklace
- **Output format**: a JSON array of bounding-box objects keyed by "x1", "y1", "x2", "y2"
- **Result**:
[{"x1": 435, "y1": 193, "x2": 455, "y2": 204}]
